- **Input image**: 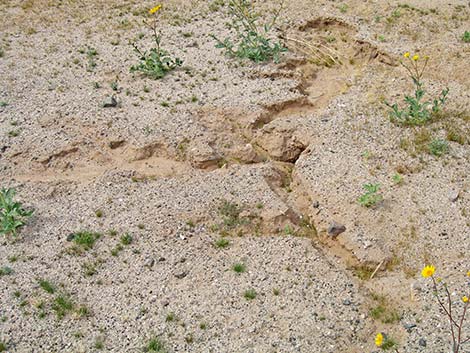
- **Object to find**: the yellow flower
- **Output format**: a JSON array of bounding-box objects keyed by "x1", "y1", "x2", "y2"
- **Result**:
[
  {"x1": 412, "y1": 54, "x2": 419, "y2": 61},
  {"x1": 149, "y1": 5, "x2": 162, "y2": 14},
  {"x1": 375, "y1": 333, "x2": 384, "y2": 347},
  {"x1": 421, "y1": 265, "x2": 435, "y2": 278},
  {"x1": 463, "y1": 296, "x2": 469, "y2": 303},
  {"x1": 466, "y1": 271, "x2": 470, "y2": 277},
  {"x1": 404, "y1": 52, "x2": 410, "y2": 58}
]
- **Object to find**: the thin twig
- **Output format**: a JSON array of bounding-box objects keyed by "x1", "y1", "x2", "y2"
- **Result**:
[{"x1": 370, "y1": 260, "x2": 384, "y2": 280}]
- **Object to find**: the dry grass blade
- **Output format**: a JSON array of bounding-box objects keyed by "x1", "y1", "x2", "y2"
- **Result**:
[{"x1": 286, "y1": 35, "x2": 343, "y2": 67}]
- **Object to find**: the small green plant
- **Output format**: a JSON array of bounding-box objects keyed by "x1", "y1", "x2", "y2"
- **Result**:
[
  {"x1": 215, "y1": 237, "x2": 230, "y2": 248},
  {"x1": 233, "y1": 262, "x2": 246, "y2": 273},
  {"x1": 120, "y1": 233, "x2": 133, "y2": 245},
  {"x1": 0, "y1": 266, "x2": 13, "y2": 276},
  {"x1": 211, "y1": 0, "x2": 287, "y2": 63},
  {"x1": 358, "y1": 183, "x2": 382, "y2": 207},
  {"x1": 0, "y1": 341, "x2": 7, "y2": 352},
  {"x1": 131, "y1": 5, "x2": 182, "y2": 79},
  {"x1": 375, "y1": 332, "x2": 400, "y2": 352},
  {"x1": 72, "y1": 231, "x2": 101, "y2": 250},
  {"x1": 38, "y1": 279, "x2": 55, "y2": 294},
  {"x1": 421, "y1": 265, "x2": 469, "y2": 353},
  {"x1": 0, "y1": 101, "x2": 8, "y2": 107},
  {"x1": 462, "y1": 31, "x2": 470, "y2": 43},
  {"x1": 144, "y1": 337, "x2": 166, "y2": 352},
  {"x1": 0, "y1": 188, "x2": 33, "y2": 237},
  {"x1": 218, "y1": 200, "x2": 242, "y2": 229},
  {"x1": 82, "y1": 262, "x2": 98, "y2": 276},
  {"x1": 244, "y1": 288, "x2": 257, "y2": 300},
  {"x1": 94, "y1": 338, "x2": 104, "y2": 349},
  {"x1": 86, "y1": 46, "x2": 97, "y2": 71},
  {"x1": 385, "y1": 53, "x2": 449, "y2": 125},
  {"x1": 392, "y1": 173, "x2": 403, "y2": 185},
  {"x1": 428, "y1": 139, "x2": 449, "y2": 156},
  {"x1": 338, "y1": 3, "x2": 348, "y2": 13},
  {"x1": 52, "y1": 295, "x2": 74, "y2": 319}
]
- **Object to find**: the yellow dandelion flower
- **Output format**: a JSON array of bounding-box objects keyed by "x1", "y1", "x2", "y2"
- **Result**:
[
  {"x1": 412, "y1": 54, "x2": 419, "y2": 61},
  {"x1": 404, "y1": 52, "x2": 410, "y2": 58},
  {"x1": 421, "y1": 265, "x2": 435, "y2": 278},
  {"x1": 149, "y1": 5, "x2": 162, "y2": 14},
  {"x1": 375, "y1": 333, "x2": 384, "y2": 347},
  {"x1": 463, "y1": 296, "x2": 469, "y2": 303},
  {"x1": 467, "y1": 271, "x2": 470, "y2": 277}
]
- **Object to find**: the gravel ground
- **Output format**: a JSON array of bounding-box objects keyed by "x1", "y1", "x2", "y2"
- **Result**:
[{"x1": 0, "y1": 0, "x2": 469, "y2": 352}]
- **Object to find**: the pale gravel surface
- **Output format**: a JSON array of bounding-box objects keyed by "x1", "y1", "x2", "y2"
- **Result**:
[{"x1": 1, "y1": 0, "x2": 469, "y2": 352}]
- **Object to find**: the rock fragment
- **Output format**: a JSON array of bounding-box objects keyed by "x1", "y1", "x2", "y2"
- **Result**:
[{"x1": 327, "y1": 221, "x2": 346, "y2": 238}]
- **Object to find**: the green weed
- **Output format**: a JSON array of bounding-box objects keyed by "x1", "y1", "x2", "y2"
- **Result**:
[
  {"x1": 358, "y1": 183, "x2": 382, "y2": 208},
  {"x1": 428, "y1": 139, "x2": 449, "y2": 156},
  {"x1": 385, "y1": 54, "x2": 448, "y2": 125},
  {"x1": 212, "y1": 0, "x2": 286, "y2": 63},
  {"x1": 244, "y1": 289, "x2": 257, "y2": 300},
  {"x1": 0, "y1": 188, "x2": 33, "y2": 237},
  {"x1": 131, "y1": 6, "x2": 182, "y2": 79},
  {"x1": 144, "y1": 337, "x2": 166, "y2": 352}
]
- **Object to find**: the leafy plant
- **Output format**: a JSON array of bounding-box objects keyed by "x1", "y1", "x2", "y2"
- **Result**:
[
  {"x1": 214, "y1": 237, "x2": 230, "y2": 248},
  {"x1": 421, "y1": 265, "x2": 469, "y2": 353},
  {"x1": 0, "y1": 188, "x2": 33, "y2": 237},
  {"x1": 244, "y1": 288, "x2": 257, "y2": 300},
  {"x1": 131, "y1": 5, "x2": 182, "y2": 79},
  {"x1": 218, "y1": 200, "x2": 242, "y2": 229},
  {"x1": 463, "y1": 31, "x2": 470, "y2": 43},
  {"x1": 39, "y1": 279, "x2": 55, "y2": 294},
  {"x1": 428, "y1": 138, "x2": 449, "y2": 156},
  {"x1": 233, "y1": 262, "x2": 246, "y2": 273},
  {"x1": 211, "y1": 0, "x2": 287, "y2": 63},
  {"x1": 144, "y1": 337, "x2": 166, "y2": 352},
  {"x1": 79, "y1": 47, "x2": 98, "y2": 72},
  {"x1": 71, "y1": 231, "x2": 101, "y2": 250},
  {"x1": 385, "y1": 53, "x2": 449, "y2": 126},
  {"x1": 358, "y1": 183, "x2": 382, "y2": 207},
  {"x1": 0, "y1": 266, "x2": 13, "y2": 276},
  {"x1": 375, "y1": 332, "x2": 400, "y2": 352},
  {"x1": 120, "y1": 233, "x2": 133, "y2": 245},
  {"x1": 392, "y1": 173, "x2": 403, "y2": 185},
  {"x1": 52, "y1": 295, "x2": 74, "y2": 319}
]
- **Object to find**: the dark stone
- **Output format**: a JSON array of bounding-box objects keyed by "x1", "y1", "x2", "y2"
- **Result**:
[
  {"x1": 418, "y1": 338, "x2": 427, "y2": 347},
  {"x1": 327, "y1": 221, "x2": 346, "y2": 238},
  {"x1": 109, "y1": 140, "x2": 125, "y2": 149},
  {"x1": 174, "y1": 271, "x2": 188, "y2": 279}
]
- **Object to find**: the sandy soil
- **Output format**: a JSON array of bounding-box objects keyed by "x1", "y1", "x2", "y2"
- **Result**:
[{"x1": 0, "y1": 0, "x2": 469, "y2": 352}]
